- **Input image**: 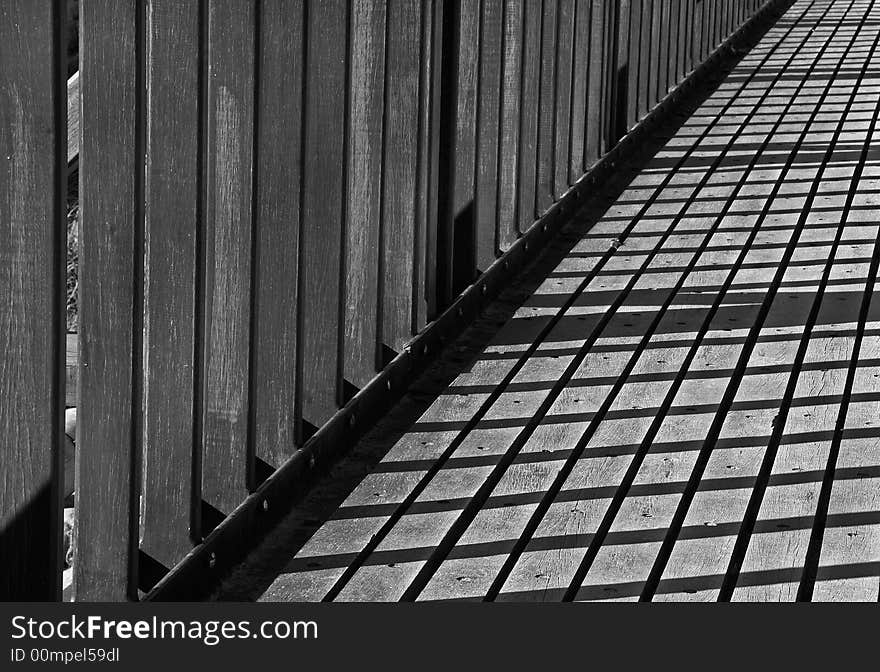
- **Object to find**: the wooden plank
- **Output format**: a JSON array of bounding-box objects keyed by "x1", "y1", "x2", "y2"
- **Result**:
[
  {"x1": 517, "y1": 0, "x2": 542, "y2": 234},
  {"x1": 299, "y1": 0, "x2": 347, "y2": 426},
  {"x1": 253, "y1": 0, "x2": 306, "y2": 468},
  {"x1": 75, "y1": 0, "x2": 139, "y2": 601},
  {"x1": 475, "y1": 0, "x2": 503, "y2": 271},
  {"x1": 140, "y1": 0, "x2": 200, "y2": 570},
  {"x1": 201, "y1": 0, "x2": 256, "y2": 518},
  {"x1": 553, "y1": 0, "x2": 575, "y2": 198},
  {"x1": 678, "y1": 0, "x2": 690, "y2": 82},
  {"x1": 648, "y1": 0, "x2": 662, "y2": 109},
  {"x1": 657, "y1": 0, "x2": 670, "y2": 101},
  {"x1": 598, "y1": 0, "x2": 613, "y2": 155},
  {"x1": 625, "y1": 0, "x2": 643, "y2": 132},
  {"x1": 66, "y1": 333, "x2": 77, "y2": 408},
  {"x1": 667, "y1": 0, "x2": 681, "y2": 94},
  {"x1": 637, "y1": 0, "x2": 653, "y2": 120},
  {"x1": 610, "y1": 0, "x2": 630, "y2": 145},
  {"x1": 443, "y1": 0, "x2": 481, "y2": 301},
  {"x1": 423, "y1": 0, "x2": 443, "y2": 320},
  {"x1": 413, "y1": 0, "x2": 438, "y2": 329},
  {"x1": 535, "y1": 0, "x2": 558, "y2": 216},
  {"x1": 68, "y1": 72, "x2": 79, "y2": 164},
  {"x1": 382, "y1": 0, "x2": 423, "y2": 350},
  {"x1": 693, "y1": 0, "x2": 703, "y2": 69},
  {"x1": 343, "y1": 0, "x2": 385, "y2": 389},
  {"x1": 497, "y1": 0, "x2": 524, "y2": 252},
  {"x1": 569, "y1": 0, "x2": 592, "y2": 181},
  {"x1": 0, "y1": 0, "x2": 65, "y2": 601}
]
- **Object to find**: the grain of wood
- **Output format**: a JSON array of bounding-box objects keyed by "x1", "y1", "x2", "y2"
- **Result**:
[
  {"x1": 299, "y1": 0, "x2": 347, "y2": 427},
  {"x1": 201, "y1": 0, "x2": 256, "y2": 517},
  {"x1": 553, "y1": 0, "x2": 575, "y2": 198},
  {"x1": 497, "y1": 0, "x2": 524, "y2": 252},
  {"x1": 75, "y1": 0, "x2": 139, "y2": 601},
  {"x1": 475, "y1": 0, "x2": 503, "y2": 270},
  {"x1": 342, "y1": 0, "x2": 384, "y2": 391},
  {"x1": 67, "y1": 72, "x2": 79, "y2": 164},
  {"x1": 254, "y1": 0, "x2": 306, "y2": 467},
  {"x1": 382, "y1": 0, "x2": 423, "y2": 351},
  {"x1": 140, "y1": 0, "x2": 200, "y2": 569},
  {"x1": 535, "y1": 0, "x2": 558, "y2": 216},
  {"x1": 0, "y1": 0, "x2": 65, "y2": 601},
  {"x1": 517, "y1": 0, "x2": 542, "y2": 234},
  {"x1": 585, "y1": 0, "x2": 607, "y2": 164},
  {"x1": 569, "y1": 0, "x2": 592, "y2": 181}
]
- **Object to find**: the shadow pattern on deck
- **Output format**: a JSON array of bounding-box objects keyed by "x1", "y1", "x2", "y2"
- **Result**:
[{"x1": 218, "y1": 0, "x2": 880, "y2": 602}]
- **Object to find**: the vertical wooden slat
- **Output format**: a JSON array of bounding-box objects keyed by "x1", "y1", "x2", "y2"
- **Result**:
[
  {"x1": 381, "y1": 0, "x2": 422, "y2": 351},
  {"x1": 413, "y1": 0, "x2": 436, "y2": 330},
  {"x1": 443, "y1": 0, "x2": 481, "y2": 300},
  {"x1": 637, "y1": 0, "x2": 652, "y2": 119},
  {"x1": 0, "y1": 0, "x2": 65, "y2": 601},
  {"x1": 554, "y1": 0, "x2": 575, "y2": 197},
  {"x1": 76, "y1": 0, "x2": 139, "y2": 601},
  {"x1": 517, "y1": 0, "x2": 542, "y2": 233},
  {"x1": 343, "y1": 0, "x2": 385, "y2": 389},
  {"x1": 570, "y1": 0, "x2": 592, "y2": 180},
  {"x1": 201, "y1": 0, "x2": 256, "y2": 517},
  {"x1": 474, "y1": 0, "x2": 503, "y2": 271},
  {"x1": 667, "y1": 0, "x2": 681, "y2": 92},
  {"x1": 254, "y1": 0, "x2": 305, "y2": 469},
  {"x1": 601, "y1": 0, "x2": 617, "y2": 153},
  {"x1": 678, "y1": 0, "x2": 690, "y2": 81},
  {"x1": 497, "y1": 0, "x2": 524, "y2": 251},
  {"x1": 658, "y1": 0, "x2": 670, "y2": 98},
  {"x1": 609, "y1": 0, "x2": 628, "y2": 146},
  {"x1": 648, "y1": 0, "x2": 662, "y2": 108},
  {"x1": 626, "y1": 0, "x2": 643, "y2": 131},
  {"x1": 299, "y1": 0, "x2": 347, "y2": 427},
  {"x1": 424, "y1": 0, "x2": 443, "y2": 319},
  {"x1": 535, "y1": 0, "x2": 558, "y2": 215},
  {"x1": 139, "y1": 0, "x2": 199, "y2": 570},
  {"x1": 585, "y1": 0, "x2": 605, "y2": 164}
]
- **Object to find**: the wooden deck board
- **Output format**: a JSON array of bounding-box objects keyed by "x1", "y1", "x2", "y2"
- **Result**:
[{"x1": 254, "y1": 0, "x2": 880, "y2": 603}]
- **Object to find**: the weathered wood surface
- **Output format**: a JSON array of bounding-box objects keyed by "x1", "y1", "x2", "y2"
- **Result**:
[
  {"x1": 76, "y1": 0, "x2": 139, "y2": 601},
  {"x1": 68, "y1": 72, "x2": 79, "y2": 164},
  {"x1": 201, "y1": 0, "x2": 256, "y2": 519},
  {"x1": 260, "y1": 0, "x2": 880, "y2": 602},
  {"x1": 140, "y1": 0, "x2": 200, "y2": 570},
  {"x1": 0, "y1": 0, "x2": 66, "y2": 601}
]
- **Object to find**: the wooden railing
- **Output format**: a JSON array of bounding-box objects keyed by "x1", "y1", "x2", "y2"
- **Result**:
[{"x1": 1, "y1": 0, "x2": 773, "y2": 601}]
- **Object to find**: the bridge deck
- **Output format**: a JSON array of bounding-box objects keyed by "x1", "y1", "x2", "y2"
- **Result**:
[{"x1": 233, "y1": 0, "x2": 880, "y2": 602}]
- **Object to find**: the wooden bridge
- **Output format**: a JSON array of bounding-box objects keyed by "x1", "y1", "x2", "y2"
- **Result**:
[{"x1": 2, "y1": 0, "x2": 878, "y2": 602}]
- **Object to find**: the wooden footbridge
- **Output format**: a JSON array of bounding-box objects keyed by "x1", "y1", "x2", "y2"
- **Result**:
[{"x1": 2, "y1": 0, "x2": 878, "y2": 602}]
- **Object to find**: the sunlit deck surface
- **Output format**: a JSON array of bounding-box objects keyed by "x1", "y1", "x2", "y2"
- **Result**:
[{"x1": 229, "y1": 0, "x2": 880, "y2": 602}]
